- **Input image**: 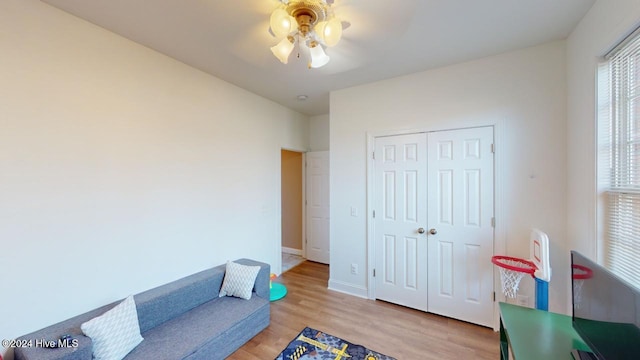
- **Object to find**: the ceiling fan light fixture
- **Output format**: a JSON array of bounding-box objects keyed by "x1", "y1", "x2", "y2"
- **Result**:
[
  {"x1": 270, "y1": 8, "x2": 296, "y2": 39},
  {"x1": 309, "y1": 41, "x2": 330, "y2": 68},
  {"x1": 314, "y1": 20, "x2": 328, "y2": 41},
  {"x1": 269, "y1": 0, "x2": 346, "y2": 69},
  {"x1": 271, "y1": 36, "x2": 295, "y2": 64},
  {"x1": 322, "y1": 17, "x2": 342, "y2": 47}
]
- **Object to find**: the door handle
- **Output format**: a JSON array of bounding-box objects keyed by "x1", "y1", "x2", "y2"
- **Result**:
[
  {"x1": 417, "y1": 228, "x2": 425, "y2": 234},
  {"x1": 429, "y1": 228, "x2": 437, "y2": 235}
]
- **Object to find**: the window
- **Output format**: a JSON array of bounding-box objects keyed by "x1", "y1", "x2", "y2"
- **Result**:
[{"x1": 598, "y1": 28, "x2": 640, "y2": 289}]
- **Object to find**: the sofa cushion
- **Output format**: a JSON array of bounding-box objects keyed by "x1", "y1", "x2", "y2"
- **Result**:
[
  {"x1": 80, "y1": 296, "x2": 143, "y2": 360},
  {"x1": 124, "y1": 295, "x2": 268, "y2": 359},
  {"x1": 135, "y1": 266, "x2": 225, "y2": 334},
  {"x1": 234, "y1": 259, "x2": 270, "y2": 300},
  {"x1": 219, "y1": 261, "x2": 260, "y2": 300}
]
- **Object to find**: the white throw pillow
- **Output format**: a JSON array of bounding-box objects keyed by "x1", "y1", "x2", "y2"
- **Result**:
[
  {"x1": 81, "y1": 295, "x2": 144, "y2": 360},
  {"x1": 219, "y1": 261, "x2": 260, "y2": 300}
]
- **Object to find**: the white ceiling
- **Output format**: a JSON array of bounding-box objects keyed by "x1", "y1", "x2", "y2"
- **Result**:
[{"x1": 41, "y1": 0, "x2": 595, "y2": 116}]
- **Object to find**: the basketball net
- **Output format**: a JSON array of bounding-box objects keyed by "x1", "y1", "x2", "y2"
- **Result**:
[
  {"x1": 572, "y1": 264, "x2": 592, "y2": 309},
  {"x1": 492, "y1": 256, "x2": 537, "y2": 299},
  {"x1": 573, "y1": 279, "x2": 585, "y2": 309},
  {"x1": 498, "y1": 261, "x2": 528, "y2": 298}
]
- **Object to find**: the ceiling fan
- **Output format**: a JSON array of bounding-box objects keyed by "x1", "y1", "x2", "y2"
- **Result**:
[{"x1": 268, "y1": 0, "x2": 350, "y2": 68}]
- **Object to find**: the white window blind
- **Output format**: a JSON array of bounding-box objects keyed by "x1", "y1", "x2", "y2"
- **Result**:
[{"x1": 598, "y1": 28, "x2": 640, "y2": 289}]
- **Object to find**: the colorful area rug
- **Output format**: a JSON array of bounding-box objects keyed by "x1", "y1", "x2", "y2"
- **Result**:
[{"x1": 275, "y1": 327, "x2": 396, "y2": 360}]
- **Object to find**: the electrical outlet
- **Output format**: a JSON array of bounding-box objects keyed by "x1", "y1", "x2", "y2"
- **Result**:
[
  {"x1": 350, "y1": 206, "x2": 358, "y2": 217},
  {"x1": 350, "y1": 263, "x2": 358, "y2": 275}
]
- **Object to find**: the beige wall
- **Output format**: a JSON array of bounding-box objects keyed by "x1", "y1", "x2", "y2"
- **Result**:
[
  {"x1": 0, "y1": 0, "x2": 309, "y2": 356},
  {"x1": 281, "y1": 150, "x2": 303, "y2": 251}
]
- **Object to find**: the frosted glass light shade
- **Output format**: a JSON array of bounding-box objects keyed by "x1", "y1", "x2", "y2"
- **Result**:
[
  {"x1": 314, "y1": 21, "x2": 328, "y2": 41},
  {"x1": 271, "y1": 37, "x2": 295, "y2": 64},
  {"x1": 309, "y1": 43, "x2": 330, "y2": 68},
  {"x1": 323, "y1": 18, "x2": 342, "y2": 47},
  {"x1": 270, "y1": 9, "x2": 296, "y2": 39}
]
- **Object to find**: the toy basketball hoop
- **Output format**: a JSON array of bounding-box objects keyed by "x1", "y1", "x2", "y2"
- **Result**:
[
  {"x1": 492, "y1": 255, "x2": 537, "y2": 298},
  {"x1": 492, "y1": 229, "x2": 552, "y2": 310},
  {"x1": 572, "y1": 264, "x2": 593, "y2": 309}
]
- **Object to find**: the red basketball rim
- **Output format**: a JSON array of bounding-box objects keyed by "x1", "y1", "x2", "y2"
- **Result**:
[
  {"x1": 491, "y1": 255, "x2": 537, "y2": 275},
  {"x1": 572, "y1": 264, "x2": 593, "y2": 279}
]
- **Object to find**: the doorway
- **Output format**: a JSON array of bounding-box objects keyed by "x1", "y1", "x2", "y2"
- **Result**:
[
  {"x1": 371, "y1": 126, "x2": 495, "y2": 327},
  {"x1": 281, "y1": 150, "x2": 305, "y2": 272}
]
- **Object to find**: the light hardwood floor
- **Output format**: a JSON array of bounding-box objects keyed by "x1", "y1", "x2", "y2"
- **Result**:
[{"x1": 228, "y1": 261, "x2": 499, "y2": 359}]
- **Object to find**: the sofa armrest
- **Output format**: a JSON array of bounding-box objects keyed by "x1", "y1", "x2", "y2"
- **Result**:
[
  {"x1": 234, "y1": 258, "x2": 271, "y2": 300},
  {"x1": 13, "y1": 334, "x2": 92, "y2": 360}
]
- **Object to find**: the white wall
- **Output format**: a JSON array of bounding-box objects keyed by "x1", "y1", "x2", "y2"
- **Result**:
[
  {"x1": 0, "y1": 0, "x2": 308, "y2": 356},
  {"x1": 566, "y1": 0, "x2": 640, "y2": 315},
  {"x1": 309, "y1": 114, "x2": 330, "y2": 151},
  {"x1": 330, "y1": 41, "x2": 568, "y2": 312},
  {"x1": 566, "y1": 2, "x2": 640, "y2": 261}
]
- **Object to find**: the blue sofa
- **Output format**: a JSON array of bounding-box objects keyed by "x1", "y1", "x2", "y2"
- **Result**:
[{"x1": 14, "y1": 259, "x2": 270, "y2": 360}]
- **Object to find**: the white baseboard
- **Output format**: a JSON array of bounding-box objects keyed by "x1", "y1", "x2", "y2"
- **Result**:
[
  {"x1": 328, "y1": 279, "x2": 369, "y2": 299},
  {"x1": 282, "y1": 247, "x2": 303, "y2": 256}
]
